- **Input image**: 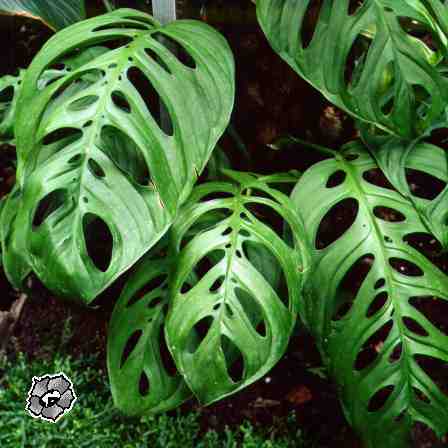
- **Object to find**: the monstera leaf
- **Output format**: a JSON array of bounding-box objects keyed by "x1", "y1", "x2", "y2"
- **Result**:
[
  {"x1": 0, "y1": 0, "x2": 86, "y2": 30},
  {"x1": 0, "y1": 70, "x2": 24, "y2": 145},
  {"x1": 257, "y1": 0, "x2": 448, "y2": 138},
  {"x1": 291, "y1": 142, "x2": 448, "y2": 447},
  {"x1": 1, "y1": 9, "x2": 234, "y2": 301},
  {"x1": 165, "y1": 171, "x2": 310, "y2": 404},
  {"x1": 365, "y1": 138, "x2": 448, "y2": 249},
  {"x1": 107, "y1": 242, "x2": 192, "y2": 415}
]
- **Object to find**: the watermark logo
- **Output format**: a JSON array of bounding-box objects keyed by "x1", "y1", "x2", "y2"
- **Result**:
[{"x1": 26, "y1": 372, "x2": 77, "y2": 423}]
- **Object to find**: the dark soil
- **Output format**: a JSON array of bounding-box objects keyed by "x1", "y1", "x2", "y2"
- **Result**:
[{"x1": 0, "y1": 3, "x2": 447, "y2": 448}]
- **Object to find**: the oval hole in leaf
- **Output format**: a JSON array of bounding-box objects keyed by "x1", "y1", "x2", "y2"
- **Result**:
[
  {"x1": 403, "y1": 233, "x2": 442, "y2": 262},
  {"x1": 389, "y1": 258, "x2": 423, "y2": 277},
  {"x1": 406, "y1": 169, "x2": 447, "y2": 200},
  {"x1": 200, "y1": 190, "x2": 234, "y2": 202},
  {"x1": 159, "y1": 327, "x2": 178, "y2": 376},
  {"x1": 409, "y1": 296, "x2": 448, "y2": 337},
  {"x1": 111, "y1": 91, "x2": 131, "y2": 113},
  {"x1": 362, "y1": 168, "x2": 395, "y2": 191},
  {"x1": 354, "y1": 320, "x2": 393, "y2": 371},
  {"x1": 42, "y1": 127, "x2": 82, "y2": 146},
  {"x1": 414, "y1": 354, "x2": 448, "y2": 397},
  {"x1": 188, "y1": 316, "x2": 213, "y2": 354},
  {"x1": 100, "y1": 126, "x2": 151, "y2": 186},
  {"x1": 368, "y1": 385, "x2": 395, "y2": 412},
  {"x1": 88, "y1": 159, "x2": 106, "y2": 178},
  {"x1": 120, "y1": 329, "x2": 143, "y2": 368},
  {"x1": 366, "y1": 292, "x2": 389, "y2": 318},
  {"x1": 127, "y1": 274, "x2": 167, "y2": 307},
  {"x1": 93, "y1": 22, "x2": 149, "y2": 32},
  {"x1": 68, "y1": 95, "x2": 99, "y2": 111},
  {"x1": 127, "y1": 66, "x2": 174, "y2": 136},
  {"x1": 389, "y1": 343, "x2": 402, "y2": 363},
  {"x1": 326, "y1": 170, "x2": 346, "y2": 188},
  {"x1": 403, "y1": 316, "x2": 429, "y2": 337},
  {"x1": 300, "y1": 1, "x2": 323, "y2": 48},
  {"x1": 234, "y1": 287, "x2": 264, "y2": 334},
  {"x1": 152, "y1": 33, "x2": 197, "y2": 69},
  {"x1": 0, "y1": 86, "x2": 14, "y2": 102},
  {"x1": 210, "y1": 276, "x2": 224, "y2": 293},
  {"x1": 83, "y1": 213, "x2": 113, "y2": 272},
  {"x1": 316, "y1": 198, "x2": 359, "y2": 249},
  {"x1": 373, "y1": 206, "x2": 405, "y2": 222},
  {"x1": 222, "y1": 335, "x2": 244, "y2": 383},
  {"x1": 144, "y1": 47, "x2": 172, "y2": 74},
  {"x1": 413, "y1": 386, "x2": 430, "y2": 404},
  {"x1": 32, "y1": 189, "x2": 66, "y2": 228},
  {"x1": 344, "y1": 34, "x2": 370, "y2": 88},
  {"x1": 374, "y1": 278, "x2": 385, "y2": 289},
  {"x1": 333, "y1": 254, "x2": 375, "y2": 321},
  {"x1": 139, "y1": 371, "x2": 150, "y2": 396}
]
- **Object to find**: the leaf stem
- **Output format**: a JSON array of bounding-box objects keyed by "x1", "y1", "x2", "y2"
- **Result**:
[
  {"x1": 102, "y1": 0, "x2": 115, "y2": 12},
  {"x1": 289, "y1": 136, "x2": 338, "y2": 157}
]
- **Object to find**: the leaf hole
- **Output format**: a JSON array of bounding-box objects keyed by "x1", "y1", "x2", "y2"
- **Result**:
[
  {"x1": 414, "y1": 355, "x2": 448, "y2": 397},
  {"x1": 366, "y1": 292, "x2": 389, "y2": 318},
  {"x1": 403, "y1": 317, "x2": 429, "y2": 337},
  {"x1": 120, "y1": 330, "x2": 143, "y2": 368},
  {"x1": 373, "y1": 206, "x2": 405, "y2": 222},
  {"x1": 139, "y1": 371, "x2": 150, "y2": 396},
  {"x1": 362, "y1": 168, "x2": 395, "y2": 191},
  {"x1": 222, "y1": 335, "x2": 244, "y2": 383},
  {"x1": 389, "y1": 343, "x2": 402, "y2": 363},
  {"x1": 127, "y1": 66, "x2": 174, "y2": 136},
  {"x1": 210, "y1": 276, "x2": 224, "y2": 293},
  {"x1": 68, "y1": 95, "x2": 99, "y2": 111},
  {"x1": 326, "y1": 170, "x2": 346, "y2": 188},
  {"x1": 406, "y1": 169, "x2": 447, "y2": 200},
  {"x1": 32, "y1": 189, "x2": 67, "y2": 228},
  {"x1": 111, "y1": 91, "x2": 131, "y2": 113},
  {"x1": 374, "y1": 278, "x2": 385, "y2": 289},
  {"x1": 316, "y1": 198, "x2": 359, "y2": 249},
  {"x1": 333, "y1": 254, "x2": 375, "y2": 321},
  {"x1": 88, "y1": 158, "x2": 106, "y2": 178},
  {"x1": 144, "y1": 47, "x2": 172, "y2": 74},
  {"x1": 152, "y1": 33, "x2": 197, "y2": 69},
  {"x1": 368, "y1": 385, "x2": 395, "y2": 412},
  {"x1": 42, "y1": 127, "x2": 82, "y2": 146},
  {"x1": 159, "y1": 327, "x2": 177, "y2": 376},
  {"x1": 188, "y1": 316, "x2": 213, "y2": 354},
  {"x1": 389, "y1": 258, "x2": 423, "y2": 277},
  {"x1": 409, "y1": 296, "x2": 448, "y2": 337},
  {"x1": 83, "y1": 213, "x2": 113, "y2": 272}
]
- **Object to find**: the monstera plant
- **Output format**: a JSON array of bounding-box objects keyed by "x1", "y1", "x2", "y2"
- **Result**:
[{"x1": 1, "y1": 2, "x2": 448, "y2": 448}]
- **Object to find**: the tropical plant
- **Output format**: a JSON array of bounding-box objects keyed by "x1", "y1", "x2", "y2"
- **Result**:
[{"x1": 1, "y1": 1, "x2": 448, "y2": 448}]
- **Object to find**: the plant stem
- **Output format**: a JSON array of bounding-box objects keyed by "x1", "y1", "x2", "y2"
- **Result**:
[{"x1": 102, "y1": 0, "x2": 115, "y2": 12}]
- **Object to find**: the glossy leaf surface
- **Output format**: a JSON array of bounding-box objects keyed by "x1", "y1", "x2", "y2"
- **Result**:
[
  {"x1": 257, "y1": 0, "x2": 448, "y2": 138},
  {"x1": 166, "y1": 171, "x2": 310, "y2": 405},
  {"x1": 107, "y1": 245, "x2": 191, "y2": 415},
  {"x1": 291, "y1": 142, "x2": 448, "y2": 447},
  {"x1": 1, "y1": 9, "x2": 234, "y2": 301}
]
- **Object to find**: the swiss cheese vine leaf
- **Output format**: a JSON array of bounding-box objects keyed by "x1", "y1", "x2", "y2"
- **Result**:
[
  {"x1": 291, "y1": 142, "x2": 448, "y2": 447},
  {"x1": 257, "y1": 0, "x2": 448, "y2": 138},
  {"x1": 107, "y1": 244, "x2": 191, "y2": 416},
  {"x1": 368, "y1": 138, "x2": 448, "y2": 249},
  {"x1": 165, "y1": 171, "x2": 310, "y2": 405},
  {"x1": 0, "y1": 0, "x2": 86, "y2": 30},
  {"x1": 1, "y1": 9, "x2": 234, "y2": 301},
  {"x1": 0, "y1": 70, "x2": 24, "y2": 145}
]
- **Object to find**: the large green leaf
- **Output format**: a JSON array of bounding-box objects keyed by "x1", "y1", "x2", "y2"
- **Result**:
[
  {"x1": 165, "y1": 171, "x2": 310, "y2": 405},
  {"x1": 1, "y1": 9, "x2": 234, "y2": 301},
  {"x1": 107, "y1": 243, "x2": 192, "y2": 416},
  {"x1": 0, "y1": 0, "x2": 86, "y2": 30},
  {"x1": 257, "y1": 0, "x2": 448, "y2": 138},
  {"x1": 291, "y1": 142, "x2": 448, "y2": 447}
]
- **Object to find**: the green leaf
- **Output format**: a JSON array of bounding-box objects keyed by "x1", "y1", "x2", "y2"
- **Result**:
[
  {"x1": 107, "y1": 244, "x2": 192, "y2": 416},
  {"x1": 0, "y1": 0, "x2": 86, "y2": 30},
  {"x1": 256, "y1": 0, "x2": 448, "y2": 138},
  {"x1": 1, "y1": 9, "x2": 235, "y2": 301},
  {"x1": 165, "y1": 171, "x2": 310, "y2": 405},
  {"x1": 0, "y1": 70, "x2": 24, "y2": 145},
  {"x1": 291, "y1": 142, "x2": 448, "y2": 447},
  {"x1": 368, "y1": 137, "x2": 448, "y2": 249}
]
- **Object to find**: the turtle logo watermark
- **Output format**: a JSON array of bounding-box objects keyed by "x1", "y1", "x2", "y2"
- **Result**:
[{"x1": 26, "y1": 372, "x2": 77, "y2": 423}]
